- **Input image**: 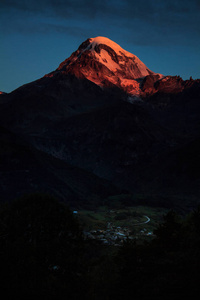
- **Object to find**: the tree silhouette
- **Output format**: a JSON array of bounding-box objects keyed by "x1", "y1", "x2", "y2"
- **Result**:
[{"x1": 0, "y1": 193, "x2": 85, "y2": 298}]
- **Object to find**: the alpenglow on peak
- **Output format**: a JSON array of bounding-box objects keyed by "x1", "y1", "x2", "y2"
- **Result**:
[
  {"x1": 46, "y1": 36, "x2": 163, "y2": 95},
  {"x1": 84, "y1": 36, "x2": 135, "y2": 57}
]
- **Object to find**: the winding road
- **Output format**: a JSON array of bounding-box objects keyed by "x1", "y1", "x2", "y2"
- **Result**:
[{"x1": 132, "y1": 215, "x2": 150, "y2": 226}]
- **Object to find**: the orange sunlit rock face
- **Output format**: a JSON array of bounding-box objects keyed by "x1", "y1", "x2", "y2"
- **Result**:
[{"x1": 45, "y1": 36, "x2": 163, "y2": 97}]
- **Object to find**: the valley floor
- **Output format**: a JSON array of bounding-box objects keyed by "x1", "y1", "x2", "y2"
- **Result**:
[{"x1": 77, "y1": 205, "x2": 168, "y2": 245}]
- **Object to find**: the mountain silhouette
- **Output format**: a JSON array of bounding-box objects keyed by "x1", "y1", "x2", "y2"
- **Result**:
[{"x1": 0, "y1": 37, "x2": 200, "y2": 206}]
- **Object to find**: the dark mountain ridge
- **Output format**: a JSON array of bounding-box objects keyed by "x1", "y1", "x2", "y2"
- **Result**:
[
  {"x1": 0, "y1": 126, "x2": 119, "y2": 205},
  {"x1": 0, "y1": 36, "x2": 200, "y2": 205}
]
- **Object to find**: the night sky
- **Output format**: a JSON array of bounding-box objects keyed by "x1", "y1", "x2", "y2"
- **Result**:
[{"x1": 1, "y1": 0, "x2": 200, "y2": 93}]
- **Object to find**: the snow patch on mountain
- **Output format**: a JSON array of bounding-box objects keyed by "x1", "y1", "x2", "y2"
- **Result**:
[
  {"x1": 89, "y1": 36, "x2": 134, "y2": 58},
  {"x1": 94, "y1": 49, "x2": 120, "y2": 72}
]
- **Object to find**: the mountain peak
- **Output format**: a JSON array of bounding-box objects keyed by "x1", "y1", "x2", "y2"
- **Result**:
[
  {"x1": 47, "y1": 37, "x2": 163, "y2": 95},
  {"x1": 81, "y1": 36, "x2": 134, "y2": 58}
]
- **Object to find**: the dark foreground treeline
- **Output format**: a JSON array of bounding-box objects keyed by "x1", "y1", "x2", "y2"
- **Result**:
[{"x1": 0, "y1": 194, "x2": 200, "y2": 299}]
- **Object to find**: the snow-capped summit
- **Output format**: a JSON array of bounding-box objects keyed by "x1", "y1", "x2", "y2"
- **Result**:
[
  {"x1": 84, "y1": 36, "x2": 135, "y2": 58},
  {"x1": 46, "y1": 36, "x2": 162, "y2": 95}
]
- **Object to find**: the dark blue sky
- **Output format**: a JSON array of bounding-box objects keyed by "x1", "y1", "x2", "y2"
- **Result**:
[{"x1": 1, "y1": 0, "x2": 200, "y2": 93}]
